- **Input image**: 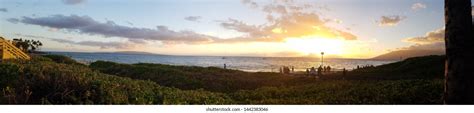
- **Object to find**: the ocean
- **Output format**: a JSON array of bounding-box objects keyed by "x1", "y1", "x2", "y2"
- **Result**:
[{"x1": 48, "y1": 52, "x2": 396, "y2": 72}]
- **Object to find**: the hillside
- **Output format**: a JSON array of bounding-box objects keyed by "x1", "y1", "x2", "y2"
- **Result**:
[
  {"x1": 0, "y1": 55, "x2": 231, "y2": 104},
  {"x1": 343, "y1": 55, "x2": 445, "y2": 80},
  {"x1": 371, "y1": 50, "x2": 444, "y2": 60},
  {"x1": 1, "y1": 54, "x2": 445, "y2": 104}
]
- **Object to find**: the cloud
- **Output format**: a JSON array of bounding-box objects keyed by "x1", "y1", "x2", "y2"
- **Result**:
[
  {"x1": 62, "y1": 0, "x2": 85, "y2": 5},
  {"x1": 0, "y1": 8, "x2": 7, "y2": 12},
  {"x1": 217, "y1": 0, "x2": 357, "y2": 42},
  {"x1": 10, "y1": 15, "x2": 216, "y2": 44},
  {"x1": 51, "y1": 38, "x2": 134, "y2": 49},
  {"x1": 125, "y1": 21, "x2": 134, "y2": 26},
  {"x1": 241, "y1": 0, "x2": 258, "y2": 8},
  {"x1": 14, "y1": 33, "x2": 134, "y2": 49},
  {"x1": 403, "y1": 28, "x2": 444, "y2": 45},
  {"x1": 399, "y1": 11, "x2": 473, "y2": 52},
  {"x1": 14, "y1": 33, "x2": 49, "y2": 39},
  {"x1": 399, "y1": 28, "x2": 445, "y2": 52},
  {"x1": 411, "y1": 3, "x2": 427, "y2": 11},
  {"x1": 6, "y1": 18, "x2": 19, "y2": 24},
  {"x1": 184, "y1": 16, "x2": 202, "y2": 22},
  {"x1": 8, "y1": 0, "x2": 359, "y2": 45},
  {"x1": 401, "y1": 42, "x2": 445, "y2": 51},
  {"x1": 377, "y1": 15, "x2": 406, "y2": 26},
  {"x1": 219, "y1": 18, "x2": 269, "y2": 38},
  {"x1": 263, "y1": 5, "x2": 288, "y2": 14}
]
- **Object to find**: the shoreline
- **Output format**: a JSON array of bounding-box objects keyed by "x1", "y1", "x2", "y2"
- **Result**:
[{"x1": 47, "y1": 52, "x2": 395, "y2": 73}]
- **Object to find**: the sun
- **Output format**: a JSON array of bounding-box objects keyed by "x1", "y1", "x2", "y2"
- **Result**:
[{"x1": 285, "y1": 36, "x2": 345, "y2": 56}]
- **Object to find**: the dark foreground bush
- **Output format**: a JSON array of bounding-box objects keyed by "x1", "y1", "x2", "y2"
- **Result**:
[
  {"x1": 230, "y1": 79, "x2": 443, "y2": 104},
  {"x1": 0, "y1": 63, "x2": 20, "y2": 89},
  {"x1": 42, "y1": 54, "x2": 82, "y2": 65},
  {"x1": 90, "y1": 61, "x2": 307, "y2": 93},
  {"x1": 0, "y1": 56, "x2": 232, "y2": 104},
  {"x1": 351, "y1": 55, "x2": 445, "y2": 79}
]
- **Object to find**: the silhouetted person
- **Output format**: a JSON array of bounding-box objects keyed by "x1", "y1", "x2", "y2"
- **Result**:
[
  {"x1": 317, "y1": 66, "x2": 323, "y2": 76},
  {"x1": 282, "y1": 66, "x2": 285, "y2": 74},
  {"x1": 342, "y1": 68, "x2": 347, "y2": 76},
  {"x1": 310, "y1": 67, "x2": 316, "y2": 76},
  {"x1": 291, "y1": 66, "x2": 294, "y2": 73},
  {"x1": 224, "y1": 63, "x2": 227, "y2": 69},
  {"x1": 282, "y1": 66, "x2": 290, "y2": 74},
  {"x1": 327, "y1": 66, "x2": 331, "y2": 72}
]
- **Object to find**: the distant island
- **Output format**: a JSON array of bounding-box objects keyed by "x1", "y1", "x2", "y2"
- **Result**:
[
  {"x1": 371, "y1": 49, "x2": 445, "y2": 60},
  {"x1": 99, "y1": 51, "x2": 157, "y2": 55}
]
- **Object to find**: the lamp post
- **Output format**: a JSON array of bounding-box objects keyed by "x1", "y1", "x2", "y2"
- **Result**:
[{"x1": 320, "y1": 52, "x2": 324, "y2": 66}]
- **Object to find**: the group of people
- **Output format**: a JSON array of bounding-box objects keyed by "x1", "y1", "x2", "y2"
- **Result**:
[
  {"x1": 279, "y1": 66, "x2": 295, "y2": 74},
  {"x1": 355, "y1": 65, "x2": 375, "y2": 71},
  {"x1": 322, "y1": 66, "x2": 332, "y2": 72},
  {"x1": 356, "y1": 65, "x2": 374, "y2": 69},
  {"x1": 223, "y1": 63, "x2": 357, "y2": 77},
  {"x1": 306, "y1": 65, "x2": 332, "y2": 76}
]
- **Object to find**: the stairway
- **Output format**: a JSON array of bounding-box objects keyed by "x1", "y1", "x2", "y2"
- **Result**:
[
  {"x1": 0, "y1": 41, "x2": 3, "y2": 61},
  {"x1": 0, "y1": 37, "x2": 31, "y2": 60}
]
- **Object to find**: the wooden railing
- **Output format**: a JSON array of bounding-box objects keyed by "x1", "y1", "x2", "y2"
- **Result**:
[{"x1": 0, "y1": 37, "x2": 31, "y2": 60}]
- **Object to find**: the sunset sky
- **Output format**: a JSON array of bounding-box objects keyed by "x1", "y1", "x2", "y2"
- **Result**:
[{"x1": 0, "y1": 0, "x2": 466, "y2": 58}]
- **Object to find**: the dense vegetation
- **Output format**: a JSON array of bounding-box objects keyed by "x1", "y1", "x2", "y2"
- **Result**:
[
  {"x1": 89, "y1": 61, "x2": 312, "y2": 93},
  {"x1": 0, "y1": 55, "x2": 445, "y2": 104},
  {"x1": 351, "y1": 55, "x2": 445, "y2": 79},
  {"x1": 230, "y1": 79, "x2": 442, "y2": 104},
  {"x1": 0, "y1": 56, "x2": 231, "y2": 104}
]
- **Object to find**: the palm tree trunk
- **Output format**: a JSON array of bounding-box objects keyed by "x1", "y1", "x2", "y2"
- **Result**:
[{"x1": 444, "y1": 0, "x2": 474, "y2": 104}]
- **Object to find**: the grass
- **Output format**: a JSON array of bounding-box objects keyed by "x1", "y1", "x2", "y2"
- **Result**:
[
  {"x1": 0, "y1": 56, "x2": 231, "y2": 104},
  {"x1": 230, "y1": 79, "x2": 442, "y2": 104},
  {"x1": 90, "y1": 61, "x2": 303, "y2": 93},
  {"x1": 0, "y1": 54, "x2": 445, "y2": 104},
  {"x1": 323, "y1": 55, "x2": 445, "y2": 80}
]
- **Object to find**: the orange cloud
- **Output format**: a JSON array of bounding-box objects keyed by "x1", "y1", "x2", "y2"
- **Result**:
[
  {"x1": 217, "y1": 0, "x2": 357, "y2": 43},
  {"x1": 403, "y1": 28, "x2": 444, "y2": 45},
  {"x1": 398, "y1": 28, "x2": 445, "y2": 52}
]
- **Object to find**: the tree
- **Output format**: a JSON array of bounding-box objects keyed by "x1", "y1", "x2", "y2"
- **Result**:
[
  {"x1": 444, "y1": 0, "x2": 474, "y2": 104},
  {"x1": 12, "y1": 38, "x2": 43, "y2": 53}
]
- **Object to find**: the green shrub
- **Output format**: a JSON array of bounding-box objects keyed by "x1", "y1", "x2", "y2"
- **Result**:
[
  {"x1": 42, "y1": 54, "x2": 82, "y2": 65},
  {"x1": 0, "y1": 63, "x2": 20, "y2": 88},
  {"x1": 89, "y1": 61, "x2": 304, "y2": 93},
  {"x1": 230, "y1": 79, "x2": 443, "y2": 104},
  {"x1": 351, "y1": 55, "x2": 445, "y2": 79},
  {"x1": 0, "y1": 56, "x2": 231, "y2": 104}
]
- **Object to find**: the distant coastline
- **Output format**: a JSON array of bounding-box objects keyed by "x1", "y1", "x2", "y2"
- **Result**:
[
  {"x1": 371, "y1": 50, "x2": 445, "y2": 60},
  {"x1": 45, "y1": 51, "x2": 396, "y2": 72}
]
